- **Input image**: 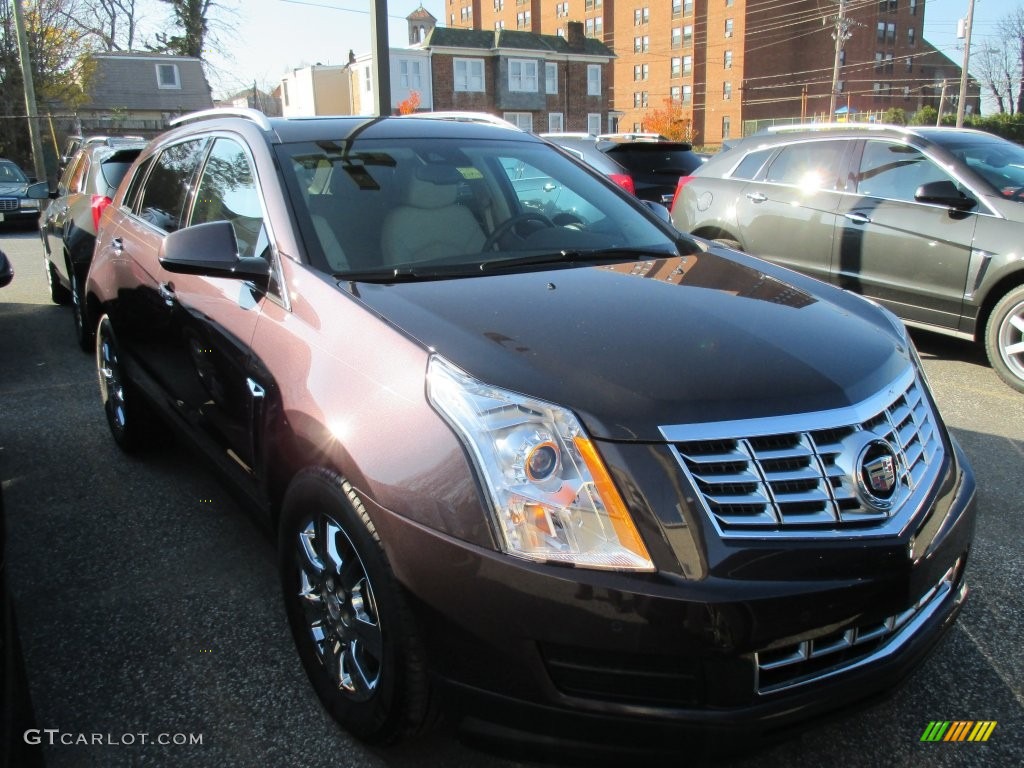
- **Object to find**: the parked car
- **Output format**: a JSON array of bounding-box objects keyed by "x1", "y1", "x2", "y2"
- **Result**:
[
  {"x1": 541, "y1": 133, "x2": 638, "y2": 195},
  {"x1": 670, "y1": 124, "x2": 1024, "y2": 394},
  {"x1": 40, "y1": 138, "x2": 147, "y2": 350},
  {"x1": 85, "y1": 109, "x2": 975, "y2": 756},
  {"x1": 60, "y1": 133, "x2": 145, "y2": 170},
  {"x1": 0, "y1": 158, "x2": 49, "y2": 229},
  {"x1": 543, "y1": 134, "x2": 702, "y2": 205}
]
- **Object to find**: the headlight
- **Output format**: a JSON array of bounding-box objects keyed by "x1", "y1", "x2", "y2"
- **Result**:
[
  {"x1": 427, "y1": 355, "x2": 654, "y2": 572},
  {"x1": 19, "y1": 199, "x2": 39, "y2": 210}
]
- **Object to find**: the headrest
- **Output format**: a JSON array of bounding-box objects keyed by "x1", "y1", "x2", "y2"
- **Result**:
[{"x1": 405, "y1": 164, "x2": 462, "y2": 209}]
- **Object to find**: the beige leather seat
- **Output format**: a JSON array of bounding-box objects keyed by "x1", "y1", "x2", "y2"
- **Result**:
[{"x1": 381, "y1": 164, "x2": 486, "y2": 265}]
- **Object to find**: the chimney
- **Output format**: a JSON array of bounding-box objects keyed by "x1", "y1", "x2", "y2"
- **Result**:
[{"x1": 567, "y1": 21, "x2": 585, "y2": 51}]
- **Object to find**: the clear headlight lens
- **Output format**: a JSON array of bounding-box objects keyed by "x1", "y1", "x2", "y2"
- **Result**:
[
  {"x1": 19, "y1": 198, "x2": 39, "y2": 210},
  {"x1": 427, "y1": 355, "x2": 654, "y2": 572}
]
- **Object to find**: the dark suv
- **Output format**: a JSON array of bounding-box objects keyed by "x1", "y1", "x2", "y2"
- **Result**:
[
  {"x1": 41, "y1": 138, "x2": 147, "y2": 350},
  {"x1": 85, "y1": 109, "x2": 975, "y2": 754},
  {"x1": 671, "y1": 124, "x2": 1024, "y2": 393}
]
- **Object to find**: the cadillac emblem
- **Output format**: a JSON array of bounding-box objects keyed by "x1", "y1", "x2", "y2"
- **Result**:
[{"x1": 857, "y1": 439, "x2": 900, "y2": 509}]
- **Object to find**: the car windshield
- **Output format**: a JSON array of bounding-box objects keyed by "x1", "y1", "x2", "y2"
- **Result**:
[
  {"x1": 0, "y1": 161, "x2": 27, "y2": 184},
  {"x1": 933, "y1": 133, "x2": 1024, "y2": 200},
  {"x1": 277, "y1": 136, "x2": 678, "y2": 278}
]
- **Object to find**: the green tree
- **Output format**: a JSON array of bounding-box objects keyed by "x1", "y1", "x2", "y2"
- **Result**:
[
  {"x1": 909, "y1": 106, "x2": 938, "y2": 126},
  {"x1": 882, "y1": 107, "x2": 907, "y2": 125}
]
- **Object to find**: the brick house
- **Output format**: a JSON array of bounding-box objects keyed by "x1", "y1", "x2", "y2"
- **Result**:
[{"x1": 424, "y1": 21, "x2": 615, "y2": 133}]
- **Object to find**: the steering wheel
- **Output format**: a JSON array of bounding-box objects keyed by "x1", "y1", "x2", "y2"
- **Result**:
[{"x1": 482, "y1": 212, "x2": 554, "y2": 251}]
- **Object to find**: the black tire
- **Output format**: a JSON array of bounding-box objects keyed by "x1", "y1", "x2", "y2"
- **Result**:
[
  {"x1": 711, "y1": 237, "x2": 742, "y2": 252},
  {"x1": 95, "y1": 314, "x2": 153, "y2": 452},
  {"x1": 984, "y1": 285, "x2": 1024, "y2": 394},
  {"x1": 45, "y1": 256, "x2": 71, "y2": 305},
  {"x1": 71, "y1": 268, "x2": 94, "y2": 353},
  {"x1": 278, "y1": 468, "x2": 434, "y2": 744}
]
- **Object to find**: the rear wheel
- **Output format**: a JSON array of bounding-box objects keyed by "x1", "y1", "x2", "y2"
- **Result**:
[
  {"x1": 279, "y1": 469, "x2": 434, "y2": 744},
  {"x1": 985, "y1": 285, "x2": 1024, "y2": 394},
  {"x1": 44, "y1": 256, "x2": 70, "y2": 305},
  {"x1": 96, "y1": 314, "x2": 152, "y2": 451}
]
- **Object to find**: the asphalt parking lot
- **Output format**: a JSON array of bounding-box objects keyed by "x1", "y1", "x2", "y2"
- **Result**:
[{"x1": 1, "y1": 227, "x2": 1022, "y2": 767}]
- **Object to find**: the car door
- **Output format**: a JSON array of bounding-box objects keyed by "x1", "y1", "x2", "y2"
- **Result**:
[
  {"x1": 734, "y1": 139, "x2": 852, "y2": 283},
  {"x1": 831, "y1": 139, "x2": 978, "y2": 329},
  {"x1": 45, "y1": 153, "x2": 88, "y2": 274}
]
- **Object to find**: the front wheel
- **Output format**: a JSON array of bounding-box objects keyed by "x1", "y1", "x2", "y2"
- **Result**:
[
  {"x1": 985, "y1": 285, "x2": 1024, "y2": 394},
  {"x1": 278, "y1": 469, "x2": 434, "y2": 744}
]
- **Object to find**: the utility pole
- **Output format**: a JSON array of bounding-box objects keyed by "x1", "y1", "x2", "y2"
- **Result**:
[
  {"x1": 828, "y1": 0, "x2": 853, "y2": 121},
  {"x1": 936, "y1": 79, "x2": 949, "y2": 125},
  {"x1": 370, "y1": 0, "x2": 392, "y2": 116},
  {"x1": 11, "y1": 0, "x2": 47, "y2": 182},
  {"x1": 956, "y1": 0, "x2": 975, "y2": 127}
]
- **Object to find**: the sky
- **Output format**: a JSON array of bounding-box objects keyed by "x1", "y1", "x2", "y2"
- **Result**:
[{"x1": 203, "y1": 0, "x2": 1021, "y2": 109}]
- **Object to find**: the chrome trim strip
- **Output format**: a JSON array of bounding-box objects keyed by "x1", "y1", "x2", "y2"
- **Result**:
[{"x1": 964, "y1": 249, "x2": 994, "y2": 301}]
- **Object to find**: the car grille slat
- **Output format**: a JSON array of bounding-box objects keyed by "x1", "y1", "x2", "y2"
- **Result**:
[
  {"x1": 665, "y1": 370, "x2": 944, "y2": 538},
  {"x1": 0, "y1": 198, "x2": 18, "y2": 211}
]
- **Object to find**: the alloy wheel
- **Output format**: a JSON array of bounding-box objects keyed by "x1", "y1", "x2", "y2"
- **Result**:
[
  {"x1": 96, "y1": 320, "x2": 127, "y2": 433},
  {"x1": 997, "y1": 297, "x2": 1024, "y2": 382}
]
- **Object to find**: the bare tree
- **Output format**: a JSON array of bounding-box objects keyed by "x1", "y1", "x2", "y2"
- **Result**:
[
  {"x1": 1000, "y1": 7, "x2": 1024, "y2": 115},
  {"x1": 153, "y1": 0, "x2": 215, "y2": 59},
  {"x1": 974, "y1": 40, "x2": 1019, "y2": 114},
  {"x1": 72, "y1": 0, "x2": 147, "y2": 51}
]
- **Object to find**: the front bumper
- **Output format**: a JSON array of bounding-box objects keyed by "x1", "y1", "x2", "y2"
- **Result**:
[{"x1": 367, "y1": 436, "x2": 975, "y2": 754}]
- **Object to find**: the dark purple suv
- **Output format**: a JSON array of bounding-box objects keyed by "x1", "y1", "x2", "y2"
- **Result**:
[{"x1": 84, "y1": 109, "x2": 976, "y2": 756}]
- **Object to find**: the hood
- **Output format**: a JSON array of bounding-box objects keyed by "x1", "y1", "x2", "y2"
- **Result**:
[
  {"x1": 0, "y1": 183, "x2": 27, "y2": 196},
  {"x1": 346, "y1": 252, "x2": 910, "y2": 441}
]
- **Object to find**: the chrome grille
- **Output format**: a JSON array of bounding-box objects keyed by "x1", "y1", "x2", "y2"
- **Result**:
[
  {"x1": 755, "y1": 559, "x2": 962, "y2": 693},
  {"x1": 663, "y1": 368, "x2": 944, "y2": 538},
  {"x1": 0, "y1": 198, "x2": 18, "y2": 212}
]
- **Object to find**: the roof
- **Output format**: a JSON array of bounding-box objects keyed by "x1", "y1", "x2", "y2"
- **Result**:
[
  {"x1": 407, "y1": 5, "x2": 436, "y2": 22},
  {"x1": 87, "y1": 53, "x2": 214, "y2": 112},
  {"x1": 424, "y1": 27, "x2": 614, "y2": 58}
]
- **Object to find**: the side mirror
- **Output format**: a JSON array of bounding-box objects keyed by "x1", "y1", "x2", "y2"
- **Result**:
[
  {"x1": 643, "y1": 199, "x2": 672, "y2": 223},
  {"x1": 159, "y1": 220, "x2": 270, "y2": 284},
  {"x1": 915, "y1": 180, "x2": 977, "y2": 211},
  {"x1": 27, "y1": 181, "x2": 49, "y2": 200}
]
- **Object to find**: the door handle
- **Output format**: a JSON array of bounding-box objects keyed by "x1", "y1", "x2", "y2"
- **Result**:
[
  {"x1": 745, "y1": 192, "x2": 767, "y2": 203},
  {"x1": 111, "y1": 237, "x2": 123, "y2": 253},
  {"x1": 844, "y1": 212, "x2": 872, "y2": 224},
  {"x1": 158, "y1": 281, "x2": 175, "y2": 306},
  {"x1": 543, "y1": 182, "x2": 557, "y2": 192}
]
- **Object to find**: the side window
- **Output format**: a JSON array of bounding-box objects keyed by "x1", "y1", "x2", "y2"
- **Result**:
[
  {"x1": 730, "y1": 148, "x2": 773, "y2": 180},
  {"x1": 765, "y1": 140, "x2": 847, "y2": 190},
  {"x1": 121, "y1": 155, "x2": 155, "y2": 212},
  {"x1": 856, "y1": 140, "x2": 951, "y2": 203},
  {"x1": 190, "y1": 138, "x2": 267, "y2": 259},
  {"x1": 60, "y1": 154, "x2": 86, "y2": 194},
  {"x1": 137, "y1": 139, "x2": 206, "y2": 232}
]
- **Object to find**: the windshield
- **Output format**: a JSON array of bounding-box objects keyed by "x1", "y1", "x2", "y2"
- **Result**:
[
  {"x1": 0, "y1": 161, "x2": 28, "y2": 184},
  {"x1": 276, "y1": 136, "x2": 678, "y2": 278},
  {"x1": 932, "y1": 133, "x2": 1024, "y2": 200}
]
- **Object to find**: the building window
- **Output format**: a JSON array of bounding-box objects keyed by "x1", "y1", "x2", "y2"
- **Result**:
[
  {"x1": 555, "y1": 1, "x2": 568, "y2": 17},
  {"x1": 671, "y1": 0, "x2": 681, "y2": 18},
  {"x1": 548, "y1": 112, "x2": 564, "y2": 132},
  {"x1": 508, "y1": 59, "x2": 538, "y2": 92},
  {"x1": 588, "y1": 113, "x2": 601, "y2": 135},
  {"x1": 585, "y1": 17, "x2": 604, "y2": 37},
  {"x1": 671, "y1": 57, "x2": 682, "y2": 78},
  {"x1": 460, "y1": 6, "x2": 472, "y2": 21},
  {"x1": 587, "y1": 64, "x2": 601, "y2": 96},
  {"x1": 683, "y1": 84, "x2": 692, "y2": 104},
  {"x1": 494, "y1": 0, "x2": 503, "y2": 8},
  {"x1": 584, "y1": 0, "x2": 602, "y2": 7},
  {"x1": 364, "y1": 66, "x2": 372, "y2": 92},
  {"x1": 908, "y1": 27, "x2": 915, "y2": 47},
  {"x1": 546, "y1": 62, "x2": 558, "y2": 94},
  {"x1": 724, "y1": 50, "x2": 733, "y2": 69},
  {"x1": 503, "y1": 112, "x2": 534, "y2": 131},
  {"x1": 873, "y1": 82, "x2": 881, "y2": 94},
  {"x1": 556, "y1": 27, "x2": 564, "y2": 37},
  {"x1": 722, "y1": 115, "x2": 731, "y2": 140},
  {"x1": 683, "y1": 0, "x2": 693, "y2": 14},
  {"x1": 671, "y1": 27, "x2": 681, "y2": 49},
  {"x1": 670, "y1": 86, "x2": 681, "y2": 103},
  {"x1": 837, "y1": 80, "x2": 844, "y2": 92},
  {"x1": 454, "y1": 58, "x2": 485, "y2": 92},
  {"x1": 724, "y1": 18, "x2": 733, "y2": 38},
  {"x1": 903, "y1": 86, "x2": 911, "y2": 98},
  {"x1": 723, "y1": 81, "x2": 732, "y2": 100},
  {"x1": 726, "y1": 0, "x2": 733, "y2": 5},
  {"x1": 910, "y1": 0, "x2": 917, "y2": 14},
  {"x1": 877, "y1": 22, "x2": 885, "y2": 43},
  {"x1": 281, "y1": 80, "x2": 289, "y2": 106},
  {"x1": 885, "y1": 53, "x2": 894, "y2": 73},
  {"x1": 495, "y1": 20, "x2": 505, "y2": 29},
  {"x1": 684, "y1": 55, "x2": 692, "y2": 75},
  {"x1": 684, "y1": 24, "x2": 693, "y2": 47},
  {"x1": 634, "y1": 7, "x2": 649, "y2": 25},
  {"x1": 633, "y1": 91, "x2": 649, "y2": 108},
  {"x1": 634, "y1": 36, "x2": 649, "y2": 53},
  {"x1": 633, "y1": 64, "x2": 649, "y2": 81},
  {"x1": 874, "y1": 51, "x2": 883, "y2": 72},
  {"x1": 887, "y1": 23, "x2": 896, "y2": 44},
  {"x1": 516, "y1": 10, "x2": 531, "y2": 29},
  {"x1": 906, "y1": 56, "x2": 913, "y2": 71},
  {"x1": 156, "y1": 63, "x2": 180, "y2": 89}
]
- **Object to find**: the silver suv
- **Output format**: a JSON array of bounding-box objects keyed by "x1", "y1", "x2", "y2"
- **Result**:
[{"x1": 671, "y1": 125, "x2": 1024, "y2": 393}]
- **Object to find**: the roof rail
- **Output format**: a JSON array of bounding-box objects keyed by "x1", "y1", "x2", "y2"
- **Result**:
[
  {"x1": 760, "y1": 122, "x2": 909, "y2": 135},
  {"x1": 169, "y1": 107, "x2": 272, "y2": 131}
]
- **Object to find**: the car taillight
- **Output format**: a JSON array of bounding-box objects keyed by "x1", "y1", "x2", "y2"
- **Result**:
[
  {"x1": 91, "y1": 194, "x2": 113, "y2": 232},
  {"x1": 609, "y1": 173, "x2": 636, "y2": 196},
  {"x1": 670, "y1": 176, "x2": 695, "y2": 213}
]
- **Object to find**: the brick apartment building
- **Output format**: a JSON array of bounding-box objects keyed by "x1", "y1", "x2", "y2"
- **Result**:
[
  {"x1": 446, "y1": 0, "x2": 978, "y2": 145},
  {"x1": 426, "y1": 22, "x2": 615, "y2": 132}
]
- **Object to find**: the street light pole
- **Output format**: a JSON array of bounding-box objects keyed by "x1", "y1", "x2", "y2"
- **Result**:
[
  {"x1": 956, "y1": 0, "x2": 975, "y2": 127},
  {"x1": 11, "y1": 0, "x2": 47, "y2": 182}
]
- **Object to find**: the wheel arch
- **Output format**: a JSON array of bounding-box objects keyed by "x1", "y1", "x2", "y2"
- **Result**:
[{"x1": 974, "y1": 268, "x2": 1024, "y2": 343}]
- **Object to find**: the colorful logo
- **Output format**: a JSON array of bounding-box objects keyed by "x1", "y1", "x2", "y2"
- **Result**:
[{"x1": 920, "y1": 721, "x2": 997, "y2": 742}]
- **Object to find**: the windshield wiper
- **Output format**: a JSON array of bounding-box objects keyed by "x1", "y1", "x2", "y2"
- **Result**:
[{"x1": 479, "y1": 247, "x2": 676, "y2": 272}]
